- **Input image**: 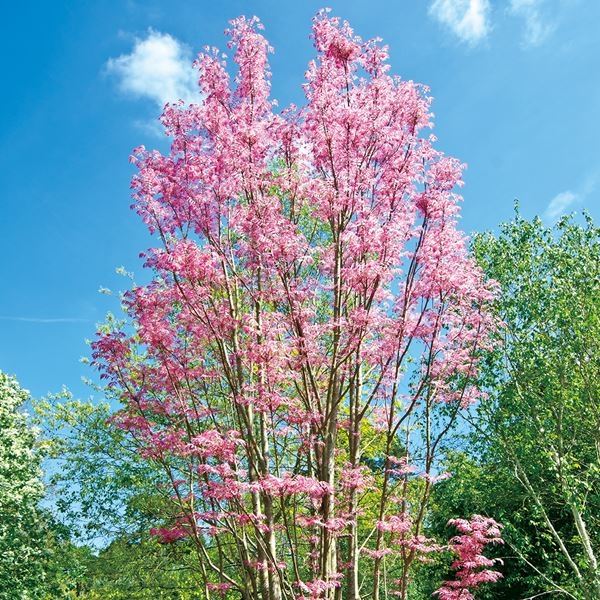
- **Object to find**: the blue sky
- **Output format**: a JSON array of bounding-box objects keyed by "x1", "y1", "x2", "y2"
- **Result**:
[{"x1": 1, "y1": 0, "x2": 598, "y2": 401}]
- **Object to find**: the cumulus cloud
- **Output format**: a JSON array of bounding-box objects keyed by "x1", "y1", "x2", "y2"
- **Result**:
[
  {"x1": 106, "y1": 30, "x2": 199, "y2": 108},
  {"x1": 429, "y1": 0, "x2": 492, "y2": 45},
  {"x1": 544, "y1": 190, "x2": 578, "y2": 221},
  {"x1": 509, "y1": 0, "x2": 554, "y2": 46}
]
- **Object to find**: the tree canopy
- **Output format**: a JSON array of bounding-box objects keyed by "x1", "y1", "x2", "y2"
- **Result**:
[{"x1": 90, "y1": 11, "x2": 499, "y2": 600}]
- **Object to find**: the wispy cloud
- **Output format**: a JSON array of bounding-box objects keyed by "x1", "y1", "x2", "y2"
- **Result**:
[
  {"x1": 106, "y1": 30, "x2": 199, "y2": 109},
  {"x1": 544, "y1": 169, "x2": 599, "y2": 222},
  {"x1": 429, "y1": 0, "x2": 492, "y2": 45},
  {"x1": 544, "y1": 190, "x2": 578, "y2": 221},
  {"x1": 0, "y1": 316, "x2": 89, "y2": 324},
  {"x1": 509, "y1": 0, "x2": 554, "y2": 46}
]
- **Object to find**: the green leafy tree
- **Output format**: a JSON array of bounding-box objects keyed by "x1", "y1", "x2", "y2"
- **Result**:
[
  {"x1": 36, "y1": 392, "x2": 163, "y2": 543},
  {"x1": 0, "y1": 372, "x2": 48, "y2": 598},
  {"x1": 431, "y1": 212, "x2": 600, "y2": 599},
  {"x1": 36, "y1": 392, "x2": 203, "y2": 598},
  {"x1": 79, "y1": 537, "x2": 204, "y2": 599}
]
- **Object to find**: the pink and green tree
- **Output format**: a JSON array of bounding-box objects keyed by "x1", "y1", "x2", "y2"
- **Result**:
[{"x1": 93, "y1": 11, "x2": 501, "y2": 599}]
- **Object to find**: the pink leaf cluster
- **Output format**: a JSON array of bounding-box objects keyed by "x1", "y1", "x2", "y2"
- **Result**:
[{"x1": 435, "y1": 515, "x2": 504, "y2": 600}]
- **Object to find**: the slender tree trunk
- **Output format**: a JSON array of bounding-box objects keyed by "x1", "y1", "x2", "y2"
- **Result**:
[
  {"x1": 320, "y1": 399, "x2": 338, "y2": 600},
  {"x1": 346, "y1": 363, "x2": 361, "y2": 600},
  {"x1": 569, "y1": 503, "x2": 600, "y2": 599}
]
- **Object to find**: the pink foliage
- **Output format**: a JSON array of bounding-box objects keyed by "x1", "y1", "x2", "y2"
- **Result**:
[
  {"x1": 435, "y1": 515, "x2": 504, "y2": 600},
  {"x1": 93, "y1": 9, "x2": 499, "y2": 599},
  {"x1": 149, "y1": 525, "x2": 189, "y2": 544}
]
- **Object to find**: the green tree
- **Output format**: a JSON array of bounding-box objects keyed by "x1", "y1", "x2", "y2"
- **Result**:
[
  {"x1": 36, "y1": 392, "x2": 203, "y2": 598},
  {"x1": 432, "y1": 212, "x2": 600, "y2": 599},
  {"x1": 0, "y1": 372, "x2": 48, "y2": 598},
  {"x1": 79, "y1": 537, "x2": 203, "y2": 599},
  {"x1": 37, "y1": 392, "x2": 162, "y2": 543}
]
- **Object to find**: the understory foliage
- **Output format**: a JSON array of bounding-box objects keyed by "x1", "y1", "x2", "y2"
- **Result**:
[
  {"x1": 435, "y1": 516, "x2": 503, "y2": 600},
  {"x1": 92, "y1": 11, "x2": 503, "y2": 600}
]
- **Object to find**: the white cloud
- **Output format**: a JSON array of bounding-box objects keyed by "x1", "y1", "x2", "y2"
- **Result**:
[
  {"x1": 106, "y1": 30, "x2": 199, "y2": 108},
  {"x1": 544, "y1": 190, "x2": 578, "y2": 221},
  {"x1": 429, "y1": 0, "x2": 492, "y2": 45},
  {"x1": 509, "y1": 0, "x2": 554, "y2": 46}
]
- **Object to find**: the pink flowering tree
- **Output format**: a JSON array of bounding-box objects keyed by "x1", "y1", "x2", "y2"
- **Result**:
[
  {"x1": 436, "y1": 516, "x2": 503, "y2": 600},
  {"x1": 93, "y1": 10, "x2": 499, "y2": 600}
]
